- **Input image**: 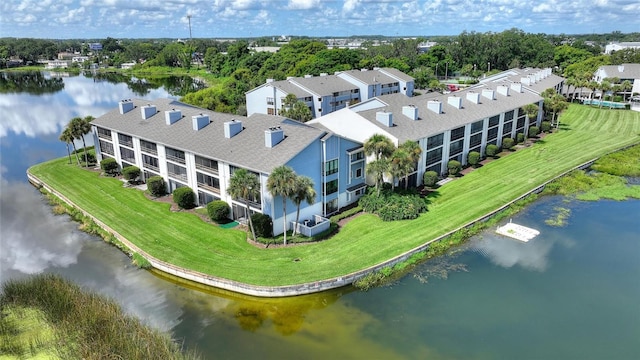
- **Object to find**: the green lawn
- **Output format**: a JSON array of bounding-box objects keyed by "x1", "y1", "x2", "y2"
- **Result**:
[{"x1": 29, "y1": 105, "x2": 640, "y2": 286}]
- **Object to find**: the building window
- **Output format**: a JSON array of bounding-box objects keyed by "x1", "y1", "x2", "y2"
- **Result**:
[
  {"x1": 120, "y1": 147, "x2": 135, "y2": 163},
  {"x1": 487, "y1": 127, "x2": 499, "y2": 141},
  {"x1": 195, "y1": 155, "x2": 218, "y2": 173},
  {"x1": 470, "y1": 133, "x2": 482, "y2": 148},
  {"x1": 97, "y1": 127, "x2": 112, "y2": 140},
  {"x1": 504, "y1": 110, "x2": 515, "y2": 122},
  {"x1": 488, "y1": 115, "x2": 500, "y2": 127},
  {"x1": 267, "y1": 108, "x2": 275, "y2": 115},
  {"x1": 427, "y1": 133, "x2": 444, "y2": 148},
  {"x1": 324, "y1": 159, "x2": 339, "y2": 175},
  {"x1": 167, "y1": 162, "x2": 187, "y2": 181},
  {"x1": 516, "y1": 117, "x2": 526, "y2": 130},
  {"x1": 140, "y1": 139, "x2": 157, "y2": 155},
  {"x1": 266, "y1": 97, "x2": 274, "y2": 105},
  {"x1": 471, "y1": 120, "x2": 484, "y2": 134},
  {"x1": 350, "y1": 151, "x2": 364, "y2": 162},
  {"x1": 324, "y1": 179, "x2": 338, "y2": 195},
  {"x1": 165, "y1": 147, "x2": 185, "y2": 164},
  {"x1": 142, "y1": 154, "x2": 159, "y2": 172},
  {"x1": 118, "y1": 133, "x2": 133, "y2": 148},
  {"x1": 355, "y1": 167, "x2": 362, "y2": 178},
  {"x1": 325, "y1": 198, "x2": 338, "y2": 214},
  {"x1": 502, "y1": 121, "x2": 513, "y2": 135},
  {"x1": 449, "y1": 139, "x2": 463, "y2": 155},
  {"x1": 197, "y1": 172, "x2": 220, "y2": 193},
  {"x1": 450, "y1": 126, "x2": 465, "y2": 141},
  {"x1": 425, "y1": 147, "x2": 443, "y2": 166},
  {"x1": 99, "y1": 139, "x2": 114, "y2": 156}
]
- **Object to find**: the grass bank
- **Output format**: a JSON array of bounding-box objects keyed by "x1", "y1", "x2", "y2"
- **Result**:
[
  {"x1": 0, "y1": 274, "x2": 198, "y2": 359},
  {"x1": 29, "y1": 105, "x2": 640, "y2": 286}
]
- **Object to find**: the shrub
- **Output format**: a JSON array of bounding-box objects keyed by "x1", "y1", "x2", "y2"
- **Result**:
[
  {"x1": 173, "y1": 187, "x2": 195, "y2": 209},
  {"x1": 502, "y1": 137, "x2": 515, "y2": 150},
  {"x1": 422, "y1": 170, "x2": 439, "y2": 187},
  {"x1": 540, "y1": 121, "x2": 551, "y2": 133},
  {"x1": 251, "y1": 213, "x2": 273, "y2": 238},
  {"x1": 207, "y1": 200, "x2": 230, "y2": 222},
  {"x1": 467, "y1": 151, "x2": 481, "y2": 167},
  {"x1": 485, "y1": 144, "x2": 499, "y2": 157},
  {"x1": 360, "y1": 191, "x2": 427, "y2": 221},
  {"x1": 122, "y1": 166, "x2": 140, "y2": 182},
  {"x1": 81, "y1": 151, "x2": 96, "y2": 165},
  {"x1": 529, "y1": 126, "x2": 540, "y2": 137},
  {"x1": 147, "y1": 176, "x2": 166, "y2": 197},
  {"x1": 447, "y1": 160, "x2": 461, "y2": 176},
  {"x1": 100, "y1": 158, "x2": 119, "y2": 175},
  {"x1": 516, "y1": 133, "x2": 525, "y2": 143}
]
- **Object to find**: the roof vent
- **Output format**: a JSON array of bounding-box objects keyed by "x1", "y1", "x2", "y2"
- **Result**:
[
  {"x1": 482, "y1": 89, "x2": 495, "y2": 100},
  {"x1": 265, "y1": 126, "x2": 284, "y2": 147},
  {"x1": 376, "y1": 111, "x2": 393, "y2": 127},
  {"x1": 402, "y1": 105, "x2": 419, "y2": 120},
  {"x1": 427, "y1": 100, "x2": 442, "y2": 114},
  {"x1": 119, "y1": 99, "x2": 134, "y2": 114},
  {"x1": 320, "y1": 73, "x2": 328, "y2": 77},
  {"x1": 266, "y1": 78, "x2": 274, "y2": 83},
  {"x1": 304, "y1": 74, "x2": 313, "y2": 78},
  {"x1": 165, "y1": 109, "x2": 181, "y2": 125},
  {"x1": 528, "y1": 75, "x2": 536, "y2": 84},
  {"x1": 511, "y1": 82, "x2": 523, "y2": 93},
  {"x1": 448, "y1": 96, "x2": 463, "y2": 109},
  {"x1": 141, "y1": 104, "x2": 157, "y2": 120},
  {"x1": 497, "y1": 85, "x2": 510, "y2": 97},
  {"x1": 466, "y1": 91, "x2": 481, "y2": 104},
  {"x1": 192, "y1": 113, "x2": 210, "y2": 131},
  {"x1": 224, "y1": 119, "x2": 243, "y2": 138},
  {"x1": 521, "y1": 77, "x2": 531, "y2": 86}
]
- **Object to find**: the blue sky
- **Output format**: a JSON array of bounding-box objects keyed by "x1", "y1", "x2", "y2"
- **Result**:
[{"x1": 1, "y1": 0, "x2": 639, "y2": 39}]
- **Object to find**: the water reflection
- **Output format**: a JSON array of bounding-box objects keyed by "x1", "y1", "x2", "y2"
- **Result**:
[{"x1": 0, "y1": 71, "x2": 64, "y2": 95}]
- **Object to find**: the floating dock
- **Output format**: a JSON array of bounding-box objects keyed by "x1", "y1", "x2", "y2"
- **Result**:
[{"x1": 496, "y1": 221, "x2": 540, "y2": 242}]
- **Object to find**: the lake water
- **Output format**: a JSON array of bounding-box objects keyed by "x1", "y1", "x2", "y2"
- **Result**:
[{"x1": 1, "y1": 72, "x2": 638, "y2": 359}]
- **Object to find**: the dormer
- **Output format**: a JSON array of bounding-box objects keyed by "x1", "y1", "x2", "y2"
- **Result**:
[
  {"x1": 497, "y1": 85, "x2": 510, "y2": 97},
  {"x1": 376, "y1": 111, "x2": 393, "y2": 127},
  {"x1": 448, "y1": 96, "x2": 463, "y2": 109},
  {"x1": 192, "y1": 113, "x2": 210, "y2": 131},
  {"x1": 466, "y1": 91, "x2": 481, "y2": 104},
  {"x1": 119, "y1": 99, "x2": 134, "y2": 114},
  {"x1": 402, "y1": 105, "x2": 419, "y2": 120},
  {"x1": 224, "y1": 120, "x2": 243, "y2": 138},
  {"x1": 482, "y1": 89, "x2": 495, "y2": 100},
  {"x1": 427, "y1": 100, "x2": 442, "y2": 114},
  {"x1": 265, "y1": 126, "x2": 284, "y2": 147},
  {"x1": 165, "y1": 109, "x2": 181, "y2": 125}
]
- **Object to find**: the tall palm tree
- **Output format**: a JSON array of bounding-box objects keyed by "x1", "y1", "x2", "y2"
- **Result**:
[
  {"x1": 364, "y1": 134, "x2": 394, "y2": 161},
  {"x1": 522, "y1": 103, "x2": 539, "y2": 132},
  {"x1": 399, "y1": 140, "x2": 422, "y2": 189},
  {"x1": 59, "y1": 127, "x2": 75, "y2": 165},
  {"x1": 598, "y1": 80, "x2": 611, "y2": 108},
  {"x1": 227, "y1": 169, "x2": 260, "y2": 242},
  {"x1": 366, "y1": 158, "x2": 389, "y2": 196},
  {"x1": 587, "y1": 81, "x2": 599, "y2": 102},
  {"x1": 267, "y1": 165, "x2": 297, "y2": 245},
  {"x1": 389, "y1": 148, "x2": 413, "y2": 191},
  {"x1": 621, "y1": 80, "x2": 632, "y2": 102},
  {"x1": 291, "y1": 175, "x2": 316, "y2": 236},
  {"x1": 69, "y1": 116, "x2": 93, "y2": 166},
  {"x1": 549, "y1": 94, "x2": 568, "y2": 128}
]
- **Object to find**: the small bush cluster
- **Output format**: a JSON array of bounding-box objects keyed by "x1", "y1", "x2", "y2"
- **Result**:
[
  {"x1": 81, "y1": 151, "x2": 96, "y2": 165},
  {"x1": 540, "y1": 121, "x2": 551, "y2": 133},
  {"x1": 173, "y1": 187, "x2": 195, "y2": 209},
  {"x1": 146, "y1": 176, "x2": 166, "y2": 197},
  {"x1": 447, "y1": 160, "x2": 461, "y2": 176},
  {"x1": 502, "y1": 137, "x2": 515, "y2": 150},
  {"x1": 359, "y1": 190, "x2": 427, "y2": 221},
  {"x1": 529, "y1": 126, "x2": 540, "y2": 137},
  {"x1": 207, "y1": 200, "x2": 230, "y2": 222},
  {"x1": 122, "y1": 166, "x2": 140, "y2": 182},
  {"x1": 467, "y1": 151, "x2": 481, "y2": 167},
  {"x1": 251, "y1": 213, "x2": 273, "y2": 238},
  {"x1": 516, "y1": 133, "x2": 525, "y2": 143},
  {"x1": 329, "y1": 205, "x2": 363, "y2": 223},
  {"x1": 485, "y1": 144, "x2": 500, "y2": 157},
  {"x1": 100, "y1": 158, "x2": 119, "y2": 176},
  {"x1": 422, "y1": 170, "x2": 439, "y2": 187}
]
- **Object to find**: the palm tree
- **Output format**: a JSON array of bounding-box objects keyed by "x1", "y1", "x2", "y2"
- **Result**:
[
  {"x1": 399, "y1": 140, "x2": 422, "y2": 189},
  {"x1": 389, "y1": 148, "x2": 413, "y2": 191},
  {"x1": 364, "y1": 134, "x2": 394, "y2": 161},
  {"x1": 598, "y1": 80, "x2": 611, "y2": 108},
  {"x1": 549, "y1": 94, "x2": 568, "y2": 128},
  {"x1": 587, "y1": 81, "x2": 599, "y2": 102},
  {"x1": 621, "y1": 80, "x2": 632, "y2": 102},
  {"x1": 267, "y1": 165, "x2": 297, "y2": 245},
  {"x1": 227, "y1": 169, "x2": 260, "y2": 242},
  {"x1": 59, "y1": 127, "x2": 75, "y2": 165},
  {"x1": 366, "y1": 158, "x2": 389, "y2": 196},
  {"x1": 522, "y1": 103, "x2": 539, "y2": 132},
  {"x1": 291, "y1": 175, "x2": 316, "y2": 236},
  {"x1": 69, "y1": 116, "x2": 93, "y2": 166}
]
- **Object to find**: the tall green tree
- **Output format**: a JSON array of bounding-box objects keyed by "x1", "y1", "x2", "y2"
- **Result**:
[
  {"x1": 366, "y1": 158, "x2": 389, "y2": 196},
  {"x1": 267, "y1": 165, "x2": 297, "y2": 245},
  {"x1": 279, "y1": 93, "x2": 312, "y2": 122},
  {"x1": 59, "y1": 127, "x2": 77, "y2": 165},
  {"x1": 364, "y1": 134, "x2": 394, "y2": 161},
  {"x1": 291, "y1": 176, "x2": 316, "y2": 236},
  {"x1": 69, "y1": 116, "x2": 93, "y2": 166},
  {"x1": 398, "y1": 140, "x2": 422, "y2": 189},
  {"x1": 389, "y1": 148, "x2": 413, "y2": 191},
  {"x1": 227, "y1": 169, "x2": 260, "y2": 242},
  {"x1": 522, "y1": 103, "x2": 539, "y2": 129}
]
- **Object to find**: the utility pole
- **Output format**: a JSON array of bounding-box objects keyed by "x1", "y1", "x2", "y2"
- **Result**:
[{"x1": 187, "y1": 15, "x2": 192, "y2": 41}]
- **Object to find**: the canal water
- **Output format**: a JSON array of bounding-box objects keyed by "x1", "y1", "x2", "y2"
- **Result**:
[{"x1": 1, "y1": 73, "x2": 638, "y2": 359}]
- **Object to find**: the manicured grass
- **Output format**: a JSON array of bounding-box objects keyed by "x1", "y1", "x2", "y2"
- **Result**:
[{"x1": 29, "y1": 105, "x2": 640, "y2": 286}]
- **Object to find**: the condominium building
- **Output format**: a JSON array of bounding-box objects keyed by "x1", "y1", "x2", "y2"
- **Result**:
[
  {"x1": 91, "y1": 98, "x2": 365, "y2": 236},
  {"x1": 246, "y1": 68, "x2": 414, "y2": 119}
]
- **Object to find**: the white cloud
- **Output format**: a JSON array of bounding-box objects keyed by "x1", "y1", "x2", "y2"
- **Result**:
[{"x1": 287, "y1": 0, "x2": 320, "y2": 10}]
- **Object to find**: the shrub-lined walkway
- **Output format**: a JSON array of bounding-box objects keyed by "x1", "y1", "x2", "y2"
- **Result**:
[{"x1": 29, "y1": 105, "x2": 640, "y2": 287}]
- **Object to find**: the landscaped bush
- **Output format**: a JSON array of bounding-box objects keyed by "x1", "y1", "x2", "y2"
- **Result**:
[
  {"x1": 360, "y1": 191, "x2": 427, "y2": 221},
  {"x1": 467, "y1": 151, "x2": 481, "y2": 167},
  {"x1": 447, "y1": 160, "x2": 461, "y2": 176},
  {"x1": 516, "y1": 133, "x2": 525, "y2": 143},
  {"x1": 423, "y1": 170, "x2": 439, "y2": 187},
  {"x1": 100, "y1": 158, "x2": 119, "y2": 175},
  {"x1": 251, "y1": 213, "x2": 273, "y2": 238},
  {"x1": 207, "y1": 200, "x2": 230, "y2": 222},
  {"x1": 485, "y1": 144, "x2": 500, "y2": 158},
  {"x1": 502, "y1": 137, "x2": 515, "y2": 150},
  {"x1": 146, "y1": 176, "x2": 166, "y2": 197},
  {"x1": 173, "y1": 187, "x2": 195, "y2": 209},
  {"x1": 529, "y1": 126, "x2": 540, "y2": 137},
  {"x1": 540, "y1": 121, "x2": 551, "y2": 133},
  {"x1": 81, "y1": 151, "x2": 96, "y2": 165},
  {"x1": 122, "y1": 166, "x2": 140, "y2": 182}
]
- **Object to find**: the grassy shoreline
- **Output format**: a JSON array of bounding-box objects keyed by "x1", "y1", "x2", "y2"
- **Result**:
[{"x1": 28, "y1": 105, "x2": 640, "y2": 287}]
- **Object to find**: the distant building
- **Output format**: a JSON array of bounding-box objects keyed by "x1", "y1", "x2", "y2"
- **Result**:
[
  {"x1": 246, "y1": 68, "x2": 415, "y2": 119},
  {"x1": 72, "y1": 56, "x2": 89, "y2": 63},
  {"x1": 594, "y1": 63, "x2": 640, "y2": 105},
  {"x1": 120, "y1": 62, "x2": 136, "y2": 69},
  {"x1": 604, "y1": 42, "x2": 640, "y2": 54},
  {"x1": 45, "y1": 60, "x2": 68, "y2": 69}
]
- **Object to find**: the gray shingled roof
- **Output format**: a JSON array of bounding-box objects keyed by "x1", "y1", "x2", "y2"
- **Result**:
[
  {"x1": 272, "y1": 80, "x2": 313, "y2": 98},
  {"x1": 291, "y1": 74, "x2": 358, "y2": 95},
  {"x1": 353, "y1": 86, "x2": 542, "y2": 143},
  {"x1": 340, "y1": 69, "x2": 396, "y2": 85},
  {"x1": 599, "y1": 64, "x2": 640, "y2": 80},
  {"x1": 91, "y1": 99, "x2": 325, "y2": 174},
  {"x1": 379, "y1": 67, "x2": 415, "y2": 82}
]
